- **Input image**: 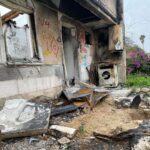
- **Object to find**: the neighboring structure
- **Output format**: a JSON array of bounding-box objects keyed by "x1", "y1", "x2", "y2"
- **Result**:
[{"x1": 0, "y1": 0, "x2": 125, "y2": 99}]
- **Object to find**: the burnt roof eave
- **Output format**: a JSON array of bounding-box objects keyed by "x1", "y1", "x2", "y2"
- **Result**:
[{"x1": 74, "y1": 0, "x2": 119, "y2": 24}]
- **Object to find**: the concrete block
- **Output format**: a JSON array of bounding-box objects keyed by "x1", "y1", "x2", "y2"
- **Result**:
[
  {"x1": 50, "y1": 125, "x2": 77, "y2": 138},
  {"x1": 17, "y1": 78, "x2": 37, "y2": 94},
  {"x1": 0, "y1": 80, "x2": 18, "y2": 98}
]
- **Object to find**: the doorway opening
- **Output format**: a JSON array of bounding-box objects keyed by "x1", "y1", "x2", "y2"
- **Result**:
[{"x1": 62, "y1": 25, "x2": 79, "y2": 86}]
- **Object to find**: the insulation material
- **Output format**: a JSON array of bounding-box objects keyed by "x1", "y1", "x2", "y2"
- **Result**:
[
  {"x1": 0, "y1": 99, "x2": 51, "y2": 134},
  {"x1": 5, "y1": 22, "x2": 33, "y2": 60}
]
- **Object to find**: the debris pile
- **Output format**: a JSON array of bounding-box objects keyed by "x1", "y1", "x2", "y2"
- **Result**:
[{"x1": 0, "y1": 85, "x2": 150, "y2": 150}]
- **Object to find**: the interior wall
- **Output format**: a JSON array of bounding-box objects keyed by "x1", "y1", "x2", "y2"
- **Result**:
[
  {"x1": 62, "y1": 27, "x2": 77, "y2": 82},
  {"x1": 78, "y1": 28, "x2": 94, "y2": 81}
]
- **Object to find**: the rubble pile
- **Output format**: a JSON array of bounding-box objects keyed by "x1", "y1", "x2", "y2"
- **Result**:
[{"x1": 0, "y1": 85, "x2": 150, "y2": 150}]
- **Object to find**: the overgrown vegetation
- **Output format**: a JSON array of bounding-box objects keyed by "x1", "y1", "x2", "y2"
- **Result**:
[
  {"x1": 126, "y1": 74, "x2": 150, "y2": 87},
  {"x1": 125, "y1": 36, "x2": 150, "y2": 87},
  {"x1": 127, "y1": 50, "x2": 150, "y2": 75}
]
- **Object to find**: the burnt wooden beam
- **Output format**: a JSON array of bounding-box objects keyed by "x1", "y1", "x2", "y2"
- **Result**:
[{"x1": 2, "y1": 10, "x2": 20, "y2": 24}]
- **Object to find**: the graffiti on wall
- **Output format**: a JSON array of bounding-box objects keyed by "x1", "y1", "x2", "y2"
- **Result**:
[
  {"x1": 40, "y1": 18, "x2": 60, "y2": 58},
  {"x1": 79, "y1": 29, "x2": 92, "y2": 81}
]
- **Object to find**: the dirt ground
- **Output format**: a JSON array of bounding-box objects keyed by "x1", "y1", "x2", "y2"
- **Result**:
[
  {"x1": 61, "y1": 96, "x2": 147, "y2": 137},
  {"x1": 2, "y1": 93, "x2": 150, "y2": 150}
]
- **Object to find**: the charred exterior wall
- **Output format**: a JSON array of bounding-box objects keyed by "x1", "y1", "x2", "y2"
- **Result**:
[
  {"x1": 0, "y1": 0, "x2": 125, "y2": 99},
  {"x1": 94, "y1": 26, "x2": 126, "y2": 84},
  {"x1": 34, "y1": 3, "x2": 62, "y2": 65},
  {"x1": 0, "y1": 0, "x2": 64, "y2": 99},
  {"x1": 92, "y1": 0, "x2": 117, "y2": 18},
  {"x1": 60, "y1": 16, "x2": 95, "y2": 82}
]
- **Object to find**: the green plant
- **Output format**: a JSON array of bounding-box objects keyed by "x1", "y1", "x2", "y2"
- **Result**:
[{"x1": 126, "y1": 74, "x2": 150, "y2": 87}]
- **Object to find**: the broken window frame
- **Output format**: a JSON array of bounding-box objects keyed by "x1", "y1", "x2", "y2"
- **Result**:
[{"x1": 0, "y1": 4, "x2": 41, "y2": 65}]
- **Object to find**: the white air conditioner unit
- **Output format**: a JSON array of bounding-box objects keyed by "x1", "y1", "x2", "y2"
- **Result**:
[{"x1": 98, "y1": 64, "x2": 118, "y2": 87}]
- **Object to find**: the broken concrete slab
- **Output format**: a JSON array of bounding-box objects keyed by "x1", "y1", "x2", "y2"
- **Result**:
[
  {"x1": 141, "y1": 88, "x2": 150, "y2": 93},
  {"x1": 50, "y1": 125, "x2": 77, "y2": 139},
  {"x1": 110, "y1": 88, "x2": 133, "y2": 98},
  {"x1": 0, "y1": 99, "x2": 51, "y2": 139}
]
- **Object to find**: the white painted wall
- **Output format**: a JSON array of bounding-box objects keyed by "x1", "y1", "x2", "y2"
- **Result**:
[{"x1": 0, "y1": 76, "x2": 63, "y2": 99}]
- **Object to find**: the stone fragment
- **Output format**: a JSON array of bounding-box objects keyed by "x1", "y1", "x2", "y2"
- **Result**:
[
  {"x1": 135, "y1": 88, "x2": 141, "y2": 93},
  {"x1": 58, "y1": 137, "x2": 70, "y2": 145},
  {"x1": 111, "y1": 89, "x2": 132, "y2": 98},
  {"x1": 141, "y1": 88, "x2": 150, "y2": 93},
  {"x1": 50, "y1": 125, "x2": 77, "y2": 138}
]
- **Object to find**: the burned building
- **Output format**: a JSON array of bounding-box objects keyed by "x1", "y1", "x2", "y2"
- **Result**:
[{"x1": 0, "y1": 0, "x2": 125, "y2": 99}]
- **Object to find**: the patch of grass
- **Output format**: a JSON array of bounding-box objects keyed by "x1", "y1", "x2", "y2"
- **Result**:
[
  {"x1": 126, "y1": 74, "x2": 150, "y2": 87},
  {"x1": 76, "y1": 123, "x2": 88, "y2": 138}
]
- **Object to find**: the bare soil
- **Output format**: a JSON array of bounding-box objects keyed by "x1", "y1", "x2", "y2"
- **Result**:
[
  {"x1": 2, "y1": 95, "x2": 150, "y2": 150},
  {"x1": 61, "y1": 97, "x2": 147, "y2": 137}
]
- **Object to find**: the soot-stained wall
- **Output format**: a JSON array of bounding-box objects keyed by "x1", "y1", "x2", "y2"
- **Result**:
[{"x1": 0, "y1": 0, "x2": 64, "y2": 99}]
